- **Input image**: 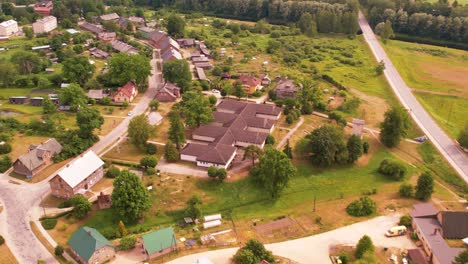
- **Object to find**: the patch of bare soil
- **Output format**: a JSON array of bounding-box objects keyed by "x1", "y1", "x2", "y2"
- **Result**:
[
  {"x1": 349, "y1": 88, "x2": 390, "y2": 129},
  {"x1": 422, "y1": 64, "x2": 468, "y2": 95}
]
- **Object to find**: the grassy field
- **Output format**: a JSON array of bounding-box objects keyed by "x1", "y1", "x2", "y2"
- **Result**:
[
  {"x1": 85, "y1": 138, "x2": 416, "y2": 238},
  {"x1": 382, "y1": 39, "x2": 468, "y2": 137}
]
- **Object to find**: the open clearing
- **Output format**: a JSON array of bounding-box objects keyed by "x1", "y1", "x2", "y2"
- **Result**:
[{"x1": 382, "y1": 39, "x2": 468, "y2": 136}]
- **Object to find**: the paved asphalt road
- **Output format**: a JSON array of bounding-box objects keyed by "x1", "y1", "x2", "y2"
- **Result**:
[
  {"x1": 168, "y1": 214, "x2": 414, "y2": 264},
  {"x1": 358, "y1": 12, "x2": 468, "y2": 182},
  {"x1": 0, "y1": 50, "x2": 161, "y2": 264}
]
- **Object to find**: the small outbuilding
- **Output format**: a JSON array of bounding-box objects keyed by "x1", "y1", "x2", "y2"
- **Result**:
[
  {"x1": 9, "y1": 96, "x2": 28, "y2": 104},
  {"x1": 142, "y1": 227, "x2": 177, "y2": 259}
]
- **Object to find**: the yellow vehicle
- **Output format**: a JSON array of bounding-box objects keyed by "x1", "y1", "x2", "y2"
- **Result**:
[{"x1": 385, "y1": 226, "x2": 407, "y2": 237}]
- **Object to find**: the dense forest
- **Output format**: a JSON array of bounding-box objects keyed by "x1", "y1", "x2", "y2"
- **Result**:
[
  {"x1": 362, "y1": 0, "x2": 468, "y2": 43},
  {"x1": 1, "y1": 0, "x2": 467, "y2": 43},
  {"x1": 0, "y1": 0, "x2": 360, "y2": 34}
]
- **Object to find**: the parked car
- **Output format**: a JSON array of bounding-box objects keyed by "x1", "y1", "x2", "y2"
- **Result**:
[
  {"x1": 127, "y1": 111, "x2": 133, "y2": 116},
  {"x1": 385, "y1": 225, "x2": 407, "y2": 237},
  {"x1": 211, "y1": 89, "x2": 220, "y2": 94}
]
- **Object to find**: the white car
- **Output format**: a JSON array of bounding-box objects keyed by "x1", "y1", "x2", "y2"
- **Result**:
[
  {"x1": 127, "y1": 111, "x2": 133, "y2": 116},
  {"x1": 211, "y1": 89, "x2": 220, "y2": 94}
]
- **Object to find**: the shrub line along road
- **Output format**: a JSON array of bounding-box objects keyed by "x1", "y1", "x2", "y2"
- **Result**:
[
  {"x1": 358, "y1": 11, "x2": 468, "y2": 182},
  {"x1": 0, "y1": 50, "x2": 161, "y2": 264}
]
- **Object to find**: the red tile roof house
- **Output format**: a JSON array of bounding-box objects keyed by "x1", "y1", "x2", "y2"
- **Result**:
[
  {"x1": 113, "y1": 81, "x2": 138, "y2": 103},
  {"x1": 237, "y1": 74, "x2": 262, "y2": 94},
  {"x1": 34, "y1": 0, "x2": 53, "y2": 16},
  {"x1": 13, "y1": 139, "x2": 62, "y2": 178},
  {"x1": 49, "y1": 151, "x2": 104, "y2": 199},
  {"x1": 180, "y1": 100, "x2": 281, "y2": 169},
  {"x1": 410, "y1": 203, "x2": 466, "y2": 264},
  {"x1": 155, "y1": 82, "x2": 180, "y2": 102}
]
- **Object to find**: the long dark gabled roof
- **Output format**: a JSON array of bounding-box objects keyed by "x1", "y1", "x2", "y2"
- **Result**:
[{"x1": 440, "y1": 211, "x2": 468, "y2": 239}]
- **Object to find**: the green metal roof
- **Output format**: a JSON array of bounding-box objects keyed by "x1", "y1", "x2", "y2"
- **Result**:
[
  {"x1": 142, "y1": 227, "x2": 176, "y2": 255},
  {"x1": 68, "y1": 226, "x2": 113, "y2": 261}
]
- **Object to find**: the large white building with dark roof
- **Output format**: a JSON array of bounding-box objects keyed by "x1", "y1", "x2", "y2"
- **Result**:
[{"x1": 180, "y1": 100, "x2": 281, "y2": 169}]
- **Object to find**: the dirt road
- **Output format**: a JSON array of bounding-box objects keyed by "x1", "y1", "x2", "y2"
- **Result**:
[{"x1": 167, "y1": 214, "x2": 414, "y2": 264}]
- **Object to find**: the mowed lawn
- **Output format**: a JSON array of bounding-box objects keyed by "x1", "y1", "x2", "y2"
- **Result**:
[{"x1": 382, "y1": 39, "x2": 468, "y2": 137}]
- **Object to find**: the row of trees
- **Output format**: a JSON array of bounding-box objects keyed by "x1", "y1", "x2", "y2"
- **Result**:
[
  {"x1": 363, "y1": 0, "x2": 468, "y2": 43},
  {"x1": 147, "y1": 0, "x2": 361, "y2": 35}
]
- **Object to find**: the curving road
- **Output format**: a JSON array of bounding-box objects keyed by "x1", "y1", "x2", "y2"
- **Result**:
[
  {"x1": 358, "y1": 11, "x2": 468, "y2": 182},
  {"x1": 168, "y1": 214, "x2": 414, "y2": 264},
  {"x1": 0, "y1": 50, "x2": 161, "y2": 264}
]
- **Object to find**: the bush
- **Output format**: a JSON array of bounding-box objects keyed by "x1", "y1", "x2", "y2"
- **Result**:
[
  {"x1": 58, "y1": 200, "x2": 73, "y2": 208},
  {"x1": 399, "y1": 214, "x2": 412, "y2": 227},
  {"x1": 399, "y1": 183, "x2": 413, "y2": 198},
  {"x1": 146, "y1": 143, "x2": 157, "y2": 155},
  {"x1": 378, "y1": 159, "x2": 407, "y2": 181},
  {"x1": 146, "y1": 167, "x2": 156, "y2": 175},
  {"x1": 355, "y1": 235, "x2": 374, "y2": 259},
  {"x1": 362, "y1": 141, "x2": 370, "y2": 154},
  {"x1": 415, "y1": 173, "x2": 434, "y2": 200},
  {"x1": 0, "y1": 142, "x2": 12, "y2": 154},
  {"x1": 346, "y1": 196, "x2": 377, "y2": 217},
  {"x1": 54, "y1": 245, "x2": 64, "y2": 256},
  {"x1": 41, "y1": 218, "x2": 57, "y2": 230},
  {"x1": 120, "y1": 236, "x2": 137, "y2": 250},
  {"x1": 105, "y1": 166, "x2": 121, "y2": 178},
  {"x1": 265, "y1": 134, "x2": 275, "y2": 145},
  {"x1": 0, "y1": 235, "x2": 4, "y2": 245}
]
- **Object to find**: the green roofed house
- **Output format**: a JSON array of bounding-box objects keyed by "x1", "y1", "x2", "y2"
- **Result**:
[
  {"x1": 68, "y1": 226, "x2": 115, "y2": 264},
  {"x1": 142, "y1": 227, "x2": 177, "y2": 259}
]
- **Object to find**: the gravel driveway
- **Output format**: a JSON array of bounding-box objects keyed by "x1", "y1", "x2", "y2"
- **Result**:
[{"x1": 167, "y1": 213, "x2": 415, "y2": 264}]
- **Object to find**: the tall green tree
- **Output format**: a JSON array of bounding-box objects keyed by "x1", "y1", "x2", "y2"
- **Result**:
[
  {"x1": 380, "y1": 107, "x2": 410, "y2": 148},
  {"x1": 180, "y1": 91, "x2": 213, "y2": 128},
  {"x1": 233, "y1": 239, "x2": 275, "y2": 264},
  {"x1": 0, "y1": 60, "x2": 18, "y2": 87},
  {"x1": 164, "y1": 141, "x2": 180, "y2": 162},
  {"x1": 233, "y1": 81, "x2": 246, "y2": 99},
  {"x1": 59, "y1": 83, "x2": 88, "y2": 112},
  {"x1": 168, "y1": 112, "x2": 186, "y2": 150},
  {"x1": 347, "y1": 135, "x2": 363, "y2": 163},
  {"x1": 298, "y1": 13, "x2": 318, "y2": 37},
  {"x1": 162, "y1": 60, "x2": 191, "y2": 92},
  {"x1": 10, "y1": 51, "x2": 46, "y2": 74},
  {"x1": 107, "y1": 53, "x2": 151, "y2": 90},
  {"x1": 415, "y1": 172, "x2": 434, "y2": 201},
  {"x1": 251, "y1": 148, "x2": 297, "y2": 198},
  {"x1": 111, "y1": 170, "x2": 151, "y2": 223},
  {"x1": 76, "y1": 107, "x2": 104, "y2": 139},
  {"x1": 283, "y1": 141, "x2": 293, "y2": 159},
  {"x1": 70, "y1": 194, "x2": 92, "y2": 219},
  {"x1": 63, "y1": 56, "x2": 95, "y2": 86},
  {"x1": 167, "y1": 14, "x2": 185, "y2": 38},
  {"x1": 306, "y1": 125, "x2": 348, "y2": 166},
  {"x1": 453, "y1": 250, "x2": 468, "y2": 264},
  {"x1": 128, "y1": 114, "x2": 154, "y2": 149},
  {"x1": 355, "y1": 235, "x2": 375, "y2": 259},
  {"x1": 243, "y1": 145, "x2": 264, "y2": 166},
  {"x1": 185, "y1": 195, "x2": 202, "y2": 220}
]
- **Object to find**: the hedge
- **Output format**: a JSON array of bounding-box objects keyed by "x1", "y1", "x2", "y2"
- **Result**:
[
  {"x1": 322, "y1": 74, "x2": 347, "y2": 90},
  {"x1": 394, "y1": 33, "x2": 468, "y2": 51}
]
